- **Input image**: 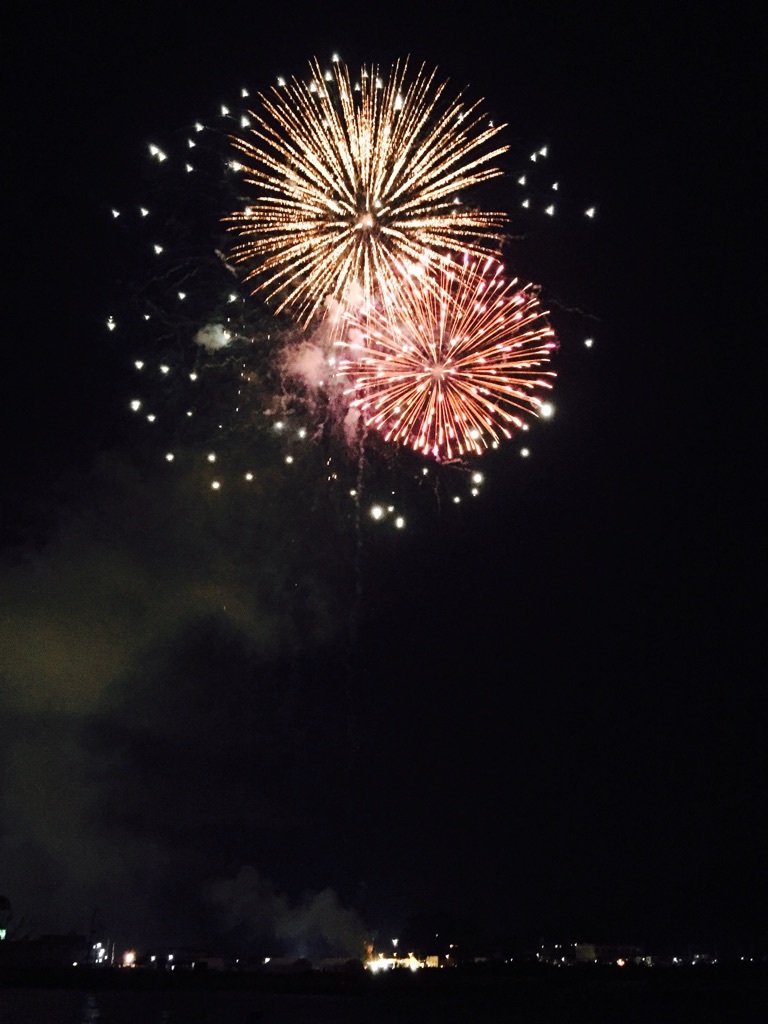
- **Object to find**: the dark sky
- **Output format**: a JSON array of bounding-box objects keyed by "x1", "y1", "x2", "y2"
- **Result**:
[{"x1": 3, "y1": 3, "x2": 762, "y2": 956}]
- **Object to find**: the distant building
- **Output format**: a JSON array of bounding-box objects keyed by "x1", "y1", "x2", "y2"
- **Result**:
[
  {"x1": 0, "y1": 934, "x2": 87, "y2": 967},
  {"x1": 574, "y1": 943, "x2": 644, "y2": 965}
]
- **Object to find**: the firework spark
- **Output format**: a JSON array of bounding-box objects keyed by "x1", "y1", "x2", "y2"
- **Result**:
[
  {"x1": 334, "y1": 255, "x2": 557, "y2": 462},
  {"x1": 226, "y1": 58, "x2": 508, "y2": 324}
]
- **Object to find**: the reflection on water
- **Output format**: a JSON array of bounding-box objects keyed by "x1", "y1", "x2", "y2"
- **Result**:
[
  {"x1": 2, "y1": 981, "x2": 762, "y2": 1024},
  {"x1": 80, "y1": 993, "x2": 99, "y2": 1022}
]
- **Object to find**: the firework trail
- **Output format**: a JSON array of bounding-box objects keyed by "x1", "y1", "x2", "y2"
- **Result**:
[
  {"x1": 334, "y1": 254, "x2": 557, "y2": 462},
  {"x1": 226, "y1": 57, "x2": 509, "y2": 325},
  {"x1": 109, "y1": 55, "x2": 598, "y2": 520}
]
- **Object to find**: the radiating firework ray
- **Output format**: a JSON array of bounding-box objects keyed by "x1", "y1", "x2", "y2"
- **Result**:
[
  {"x1": 334, "y1": 254, "x2": 557, "y2": 462},
  {"x1": 226, "y1": 57, "x2": 509, "y2": 325}
]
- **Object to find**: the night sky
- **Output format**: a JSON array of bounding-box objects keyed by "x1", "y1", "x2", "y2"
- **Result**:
[{"x1": 3, "y1": 4, "x2": 762, "y2": 957}]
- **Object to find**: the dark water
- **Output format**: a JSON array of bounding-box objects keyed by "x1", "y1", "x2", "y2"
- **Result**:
[{"x1": 1, "y1": 983, "x2": 766, "y2": 1024}]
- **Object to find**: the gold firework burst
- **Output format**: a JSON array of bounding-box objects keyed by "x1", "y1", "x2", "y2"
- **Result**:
[
  {"x1": 226, "y1": 57, "x2": 508, "y2": 325},
  {"x1": 334, "y1": 254, "x2": 557, "y2": 461}
]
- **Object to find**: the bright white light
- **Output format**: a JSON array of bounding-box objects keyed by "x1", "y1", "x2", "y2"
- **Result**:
[
  {"x1": 130, "y1": 400, "x2": 141, "y2": 412},
  {"x1": 245, "y1": 472, "x2": 253, "y2": 481},
  {"x1": 274, "y1": 421, "x2": 284, "y2": 430},
  {"x1": 539, "y1": 146, "x2": 548, "y2": 157},
  {"x1": 539, "y1": 402, "x2": 554, "y2": 418},
  {"x1": 106, "y1": 316, "x2": 116, "y2": 331},
  {"x1": 370, "y1": 505, "x2": 384, "y2": 520},
  {"x1": 472, "y1": 472, "x2": 483, "y2": 484},
  {"x1": 520, "y1": 447, "x2": 530, "y2": 457},
  {"x1": 207, "y1": 453, "x2": 216, "y2": 463},
  {"x1": 585, "y1": 207, "x2": 596, "y2": 218},
  {"x1": 584, "y1": 337, "x2": 594, "y2": 348},
  {"x1": 395, "y1": 517, "x2": 405, "y2": 529},
  {"x1": 285, "y1": 455, "x2": 294, "y2": 464},
  {"x1": 452, "y1": 496, "x2": 461, "y2": 504},
  {"x1": 517, "y1": 175, "x2": 526, "y2": 186},
  {"x1": 146, "y1": 414, "x2": 156, "y2": 422},
  {"x1": 111, "y1": 209, "x2": 120, "y2": 218},
  {"x1": 521, "y1": 198, "x2": 530, "y2": 209},
  {"x1": 153, "y1": 244, "x2": 163, "y2": 255},
  {"x1": 552, "y1": 182, "x2": 559, "y2": 191},
  {"x1": 194, "y1": 122, "x2": 204, "y2": 132},
  {"x1": 545, "y1": 204, "x2": 555, "y2": 216},
  {"x1": 277, "y1": 77, "x2": 286, "y2": 86},
  {"x1": 134, "y1": 360, "x2": 144, "y2": 370},
  {"x1": 240, "y1": 115, "x2": 250, "y2": 128},
  {"x1": 140, "y1": 207, "x2": 149, "y2": 217},
  {"x1": 297, "y1": 428, "x2": 307, "y2": 439},
  {"x1": 189, "y1": 372, "x2": 198, "y2": 381},
  {"x1": 211, "y1": 481, "x2": 220, "y2": 490},
  {"x1": 185, "y1": 163, "x2": 194, "y2": 173},
  {"x1": 221, "y1": 105, "x2": 230, "y2": 116},
  {"x1": 241, "y1": 87, "x2": 249, "y2": 98},
  {"x1": 178, "y1": 291, "x2": 186, "y2": 301},
  {"x1": 165, "y1": 453, "x2": 174, "y2": 462},
  {"x1": 159, "y1": 364, "x2": 170, "y2": 375}
]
